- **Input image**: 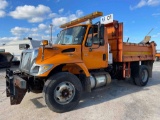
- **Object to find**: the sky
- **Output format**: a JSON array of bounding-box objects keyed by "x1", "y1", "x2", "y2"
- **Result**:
[{"x1": 0, "y1": 0, "x2": 160, "y2": 49}]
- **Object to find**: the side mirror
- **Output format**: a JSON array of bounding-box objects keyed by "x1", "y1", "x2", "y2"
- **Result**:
[
  {"x1": 98, "y1": 24, "x2": 104, "y2": 46},
  {"x1": 99, "y1": 39, "x2": 104, "y2": 46},
  {"x1": 19, "y1": 44, "x2": 30, "y2": 50}
]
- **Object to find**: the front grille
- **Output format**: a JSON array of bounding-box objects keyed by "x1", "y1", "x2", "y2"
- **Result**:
[{"x1": 20, "y1": 52, "x2": 32, "y2": 73}]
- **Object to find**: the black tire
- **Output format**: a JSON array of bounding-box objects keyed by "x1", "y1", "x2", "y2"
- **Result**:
[
  {"x1": 43, "y1": 72, "x2": 82, "y2": 113},
  {"x1": 131, "y1": 64, "x2": 138, "y2": 85},
  {"x1": 134, "y1": 65, "x2": 149, "y2": 86}
]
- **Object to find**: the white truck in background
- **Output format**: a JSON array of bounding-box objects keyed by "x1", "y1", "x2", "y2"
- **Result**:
[{"x1": 0, "y1": 38, "x2": 41, "y2": 63}]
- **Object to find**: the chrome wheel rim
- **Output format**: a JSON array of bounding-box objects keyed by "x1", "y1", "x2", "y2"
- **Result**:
[{"x1": 54, "y1": 81, "x2": 75, "y2": 105}]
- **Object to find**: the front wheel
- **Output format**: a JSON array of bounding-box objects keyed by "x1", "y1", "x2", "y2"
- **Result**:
[
  {"x1": 43, "y1": 72, "x2": 82, "y2": 113},
  {"x1": 134, "y1": 65, "x2": 149, "y2": 86}
]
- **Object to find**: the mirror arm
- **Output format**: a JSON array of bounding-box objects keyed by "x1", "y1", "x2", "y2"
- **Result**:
[
  {"x1": 41, "y1": 46, "x2": 44, "y2": 61},
  {"x1": 97, "y1": 22, "x2": 100, "y2": 39}
]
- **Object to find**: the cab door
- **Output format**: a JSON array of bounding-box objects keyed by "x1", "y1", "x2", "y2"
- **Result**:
[{"x1": 82, "y1": 25, "x2": 108, "y2": 69}]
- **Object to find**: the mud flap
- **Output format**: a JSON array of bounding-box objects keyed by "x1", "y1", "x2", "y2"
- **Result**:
[
  {"x1": 6, "y1": 69, "x2": 27, "y2": 105},
  {"x1": 85, "y1": 77, "x2": 91, "y2": 92}
]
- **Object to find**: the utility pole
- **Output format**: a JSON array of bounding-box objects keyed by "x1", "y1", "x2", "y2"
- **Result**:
[{"x1": 50, "y1": 24, "x2": 53, "y2": 44}]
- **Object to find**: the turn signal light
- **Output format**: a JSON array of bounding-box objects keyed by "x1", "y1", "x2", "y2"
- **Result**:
[{"x1": 41, "y1": 40, "x2": 48, "y2": 46}]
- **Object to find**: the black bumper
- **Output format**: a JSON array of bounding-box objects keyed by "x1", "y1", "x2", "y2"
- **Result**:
[{"x1": 6, "y1": 69, "x2": 27, "y2": 105}]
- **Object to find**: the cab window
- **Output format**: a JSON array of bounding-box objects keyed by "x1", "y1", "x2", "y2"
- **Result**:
[{"x1": 86, "y1": 25, "x2": 99, "y2": 45}]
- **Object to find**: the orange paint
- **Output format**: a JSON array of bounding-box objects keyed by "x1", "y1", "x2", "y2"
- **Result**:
[{"x1": 33, "y1": 14, "x2": 156, "y2": 77}]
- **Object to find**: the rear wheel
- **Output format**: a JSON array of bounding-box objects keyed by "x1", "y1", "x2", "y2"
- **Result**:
[
  {"x1": 134, "y1": 65, "x2": 149, "y2": 86},
  {"x1": 43, "y1": 72, "x2": 82, "y2": 113}
]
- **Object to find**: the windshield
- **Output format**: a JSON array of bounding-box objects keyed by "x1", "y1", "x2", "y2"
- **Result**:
[{"x1": 55, "y1": 26, "x2": 86, "y2": 45}]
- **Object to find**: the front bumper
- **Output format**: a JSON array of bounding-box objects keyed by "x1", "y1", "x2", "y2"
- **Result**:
[{"x1": 6, "y1": 69, "x2": 27, "y2": 105}]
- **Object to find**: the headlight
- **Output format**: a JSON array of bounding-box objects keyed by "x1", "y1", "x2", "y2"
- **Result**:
[
  {"x1": 39, "y1": 64, "x2": 53, "y2": 74},
  {"x1": 30, "y1": 64, "x2": 53, "y2": 75}
]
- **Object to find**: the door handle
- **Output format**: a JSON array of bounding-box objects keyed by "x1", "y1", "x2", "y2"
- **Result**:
[
  {"x1": 89, "y1": 48, "x2": 92, "y2": 52},
  {"x1": 103, "y1": 54, "x2": 106, "y2": 61}
]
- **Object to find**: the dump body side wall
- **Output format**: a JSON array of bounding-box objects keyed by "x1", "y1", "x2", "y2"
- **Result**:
[
  {"x1": 105, "y1": 21, "x2": 156, "y2": 62},
  {"x1": 123, "y1": 42, "x2": 155, "y2": 62}
]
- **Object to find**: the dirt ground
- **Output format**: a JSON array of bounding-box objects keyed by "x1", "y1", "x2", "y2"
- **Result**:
[{"x1": 0, "y1": 62, "x2": 160, "y2": 120}]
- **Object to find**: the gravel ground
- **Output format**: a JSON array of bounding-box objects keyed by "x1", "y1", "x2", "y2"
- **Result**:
[{"x1": 0, "y1": 62, "x2": 160, "y2": 120}]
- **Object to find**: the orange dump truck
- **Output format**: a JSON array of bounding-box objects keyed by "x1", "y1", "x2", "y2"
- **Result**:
[
  {"x1": 155, "y1": 50, "x2": 160, "y2": 61},
  {"x1": 6, "y1": 12, "x2": 156, "y2": 113}
]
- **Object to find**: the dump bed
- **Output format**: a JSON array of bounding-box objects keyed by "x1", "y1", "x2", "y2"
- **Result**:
[
  {"x1": 156, "y1": 50, "x2": 160, "y2": 57},
  {"x1": 105, "y1": 21, "x2": 156, "y2": 62}
]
